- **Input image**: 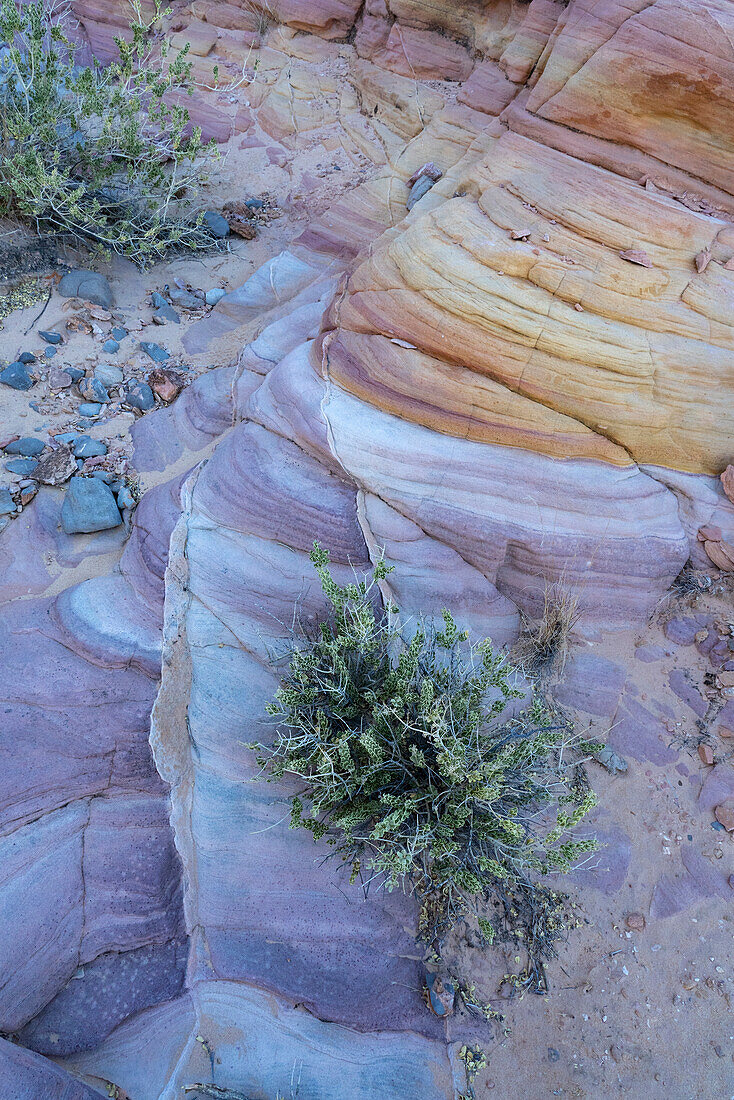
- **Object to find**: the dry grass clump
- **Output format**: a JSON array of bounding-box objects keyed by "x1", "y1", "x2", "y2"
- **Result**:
[{"x1": 514, "y1": 580, "x2": 580, "y2": 677}]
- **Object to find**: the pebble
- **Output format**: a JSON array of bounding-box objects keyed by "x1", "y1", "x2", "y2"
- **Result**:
[
  {"x1": 65, "y1": 366, "x2": 85, "y2": 383},
  {"x1": 79, "y1": 377, "x2": 110, "y2": 403},
  {"x1": 202, "y1": 210, "x2": 230, "y2": 238},
  {"x1": 33, "y1": 446, "x2": 77, "y2": 485},
  {"x1": 698, "y1": 743, "x2": 714, "y2": 766},
  {"x1": 39, "y1": 330, "x2": 62, "y2": 345},
  {"x1": 0, "y1": 488, "x2": 16, "y2": 515},
  {"x1": 0, "y1": 362, "x2": 34, "y2": 390},
  {"x1": 54, "y1": 432, "x2": 78, "y2": 444},
  {"x1": 48, "y1": 367, "x2": 72, "y2": 389},
  {"x1": 111, "y1": 326, "x2": 127, "y2": 341},
  {"x1": 547, "y1": 1048, "x2": 560, "y2": 1063},
  {"x1": 18, "y1": 351, "x2": 36, "y2": 364},
  {"x1": 205, "y1": 287, "x2": 226, "y2": 306},
  {"x1": 5, "y1": 457, "x2": 39, "y2": 476},
  {"x1": 116, "y1": 485, "x2": 136, "y2": 510},
  {"x1": 78, "y1": 402, "x2": 102, "y2": 417},
  {"x1": 714, "y1": 804, "x2": 734, "y2": 832},
  {"x1": 245, "y1": 198, "x2": 265, "y2": 211},
  {"x1": 151, "y1": 291, "x2": 180, "y2": 324},
  {"x1": 58, "y1": 269, "x2": 113, "y2": 309},
  {"x1": 167, "y1": 286, "x2": 202, "y2": 309},
  {"x1": 124, "y1": 381, "x2": 155, "y2": 411},
  {"x1": 102, "y1": 338, "x2": 120, "y2": 353},
  {"x1": 94, "y1": 364, "x2": 124, "y2": 387},
  {"x1": 91, "y1": 470, "x2": 115, "y2": 483},
  {"x1": 19, "y1": 483, "x2": 37, "y2": 505},
  {"x1": 60, "y1": 476, "x2": 122, "y2": 534},
  {"x1": 140, "y1": 341, "x2": 169, "y2": 363},
  {"x1": 148, "y1": 367, "x2": 184, "y2": 403},
  {"x1": 625, "y1": 913, "x2": 646, "y2": 932},
  {"x1": 73, "y1": 436, "x2": 108, "y2": 459},
  {"x1": 44, "y1": 347, "x2": 57, "y2": 358},
  {"x1": 425, "y1": 973, "x2": 455, "y2": 1018},
  {"x1": 4, "y1": 437, "x2": 45, "y2": 456}
]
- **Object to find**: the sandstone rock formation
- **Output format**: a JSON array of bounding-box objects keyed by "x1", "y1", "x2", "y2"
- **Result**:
[{"x1": 2, "y1": 0, "x2": 734, "y2": 1095}]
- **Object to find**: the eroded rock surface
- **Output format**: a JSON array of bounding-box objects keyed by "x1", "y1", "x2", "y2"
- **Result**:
[{"x1": 3, "y1": 0, "x2": 734, "y2": 1095}]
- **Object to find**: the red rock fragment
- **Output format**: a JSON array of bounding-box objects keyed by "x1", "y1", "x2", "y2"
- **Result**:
[
  {"x1": 698, "y1": 524, "x2": 722, "y2": 541},
  {"x1": 694, "y1": 247, "x2": 711, "y2": 273},
  {"x1": 619, "y1": 249, "x2": 652, "y2": 268},
  {"x1": 148, "y1": 367, "x2": 185, "y2": 403},
  {"x1": 703, "y1": 540, "x2": 734, "y2": 570},
  {"x1": 625, "y1": 913, "x2": 645, "y2": 931},
  {"x1": 698, "y1": 743, "x2": 714, "y2": 765},
  {"x1": 714, "y1": 803, "x2": 734, "y2": 832},
  {"x1": 407, "y1": 162, "x2": 442, "y2": 188},
  {"x1": 720, "y1": 465, "x2": 734, "y2": 505}
]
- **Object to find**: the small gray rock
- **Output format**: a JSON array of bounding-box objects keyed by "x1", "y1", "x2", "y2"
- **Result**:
[
  {"x1": 4, "y1": 437, "x2": 45, "y2": 456},
  {"x1": 102, "y1": 338, "x2": 120, "y2": 353},
  {"x1": 202, "y1": 210, "x2": 230, "y2": 238},
  {"x1": 18, "y1": 351, "x2": 36, "y2": 364},
  {"x1": 595, "y1": 747, "x2": 628, "y2": 774},
  {"x1": 91, "y1": 470, "x2": 115, "y2": 483},
  {"x1": 167, "y1": 286, "x2": 201, "y2": 310},
  {"x1": 116, "y1": 485, "x2": 136, "y2": 510},
  {"x1": 0, "y1": 488, "x2": 16, "y2": 515},
  {"x1": 111, "y1": 326, "x2": 127, "y2": 341},
  {"x1": 61, "y1": 477, "x2": 122, "y2": 534},
  {"x1": 139, "y1": 341, "x2": 169, "y2": 363},
  {"x1": 205, "y1": 287, "x2": 226, "y2": 306},
  {"x1": 44, "y1": 347, "x2": 57, "y2": 359},
  {"x1": 39, "y1": 330, "x2": 62, "y2": 345},
  {"x1": 94, "y1": 363, "x2": 123, "y2": 387},
  {"x1": 5, "y1": 457, "x2": 38, "y2": 476},
  {"x1": 79, "y1": 377, "x2": 110, "y2": 403},
  {"x1": 58, "y1": 269, "x2": 113, "y2": 309},
  {"x1": 73, "y1": 436, "x2": 107, "y2": 459},
  {"x1": 406, "y1": 174, "x2": 437, "y2": 211},
  {"x1": 65, "y1": 367, "x2": 85, "y2": 383},
  {"x1": 0, "y1": 362, "x2": 34, "y2": 390},
  {"x1": 150, "y1": 291, "x2": 180, "y2": 324},
  {"x1": 78, "y1": 402, "x2": 102, "y2": 417},
  {"x1": 124, "y1": 381, "x2": 155, "y2": 411},
  {"x1": 54, "y1": 432, "x2": 78, "y2": 445}
]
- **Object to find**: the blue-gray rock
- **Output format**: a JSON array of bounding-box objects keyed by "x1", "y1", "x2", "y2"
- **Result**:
[
  {"x1": 202, "y1": 210, "x2": 230, "y2": 238},
  {"x1": 124, "y1": 381, "x2": 155, "y2": 411},
  {"x1": 151, "y1": 292, "x2": 180, "y2": 324},
  {"x1": 79, "y1": 377, "x2": 110, "y2": 403},
  {"x1": 0, "y1": 488, "x2": 16, "y2": 515},
  {"x1": 5, "y1": 457, "x2": 38, "y2": 475},
  {"x1": 39, "y1": 330, "x2": 62, "y2": 344},
  {"x1": 18, "y1": 351, "x2": 36, "y2": 364},
  {"x1": 65, "y1": 366, "x2": 85, "y2": 383},
  {"x1": 0, "y1": 362, "x2": 33, "y2": 390},
  {"x1": 116, "y1": 485, "x2": 137, "y2": 510},
  {"x1": 245, "y1": 197, "x2": 265, "y2": 211},
  {"x1": 91, "y1": 470, "x2": 115, "y2": 483},
  {"x1": 205, "y1": 287, "x2": 226, "y2": 306},
  {"x1": 406, "y1": 173, "x2": 439, "y2": 211},
  {"x1": 167, "y1": 286, "x2": 201, "y2": 309},
  {"x1": 4, "y1": 437, "x2": 45, "y2": 456},
  {"x1": 78, "y1": 402, "x2": 102, "y2": 417},
  {"x1": 54, "y1": 432, "x2": 78, "y2": 445},
  {"x1": 58, "y1": 269, "x2": 114, "y2": 309},
  {"x1": 61, "y1": 477, "x2": 122, "y2": 534},
  {"x1": 73, "y1": 436, "x2": 107, "y2": 459},
  {"x1": 139, "y1": 341, "x2": 169, "y2": 362},
  {"x1": 102, "y1": 338, "x2": 120, "y2": 353},
  {"x1": 44, "y1": 346, "x2": 57, "y2": 358},
  {"x1": 111, "y1": 326, "x2": 127, "y2": 341},
  {"x1": 94, "y1": 363, "x2": 123, "y2": 387}
]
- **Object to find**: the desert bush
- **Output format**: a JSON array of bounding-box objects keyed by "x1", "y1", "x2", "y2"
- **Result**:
[
  {"x1": 0, "y1": 0, "x2": 220, "y2": 264},
  {"x1": 255, "y1": 544, "x2": 599, "y2": 987}
]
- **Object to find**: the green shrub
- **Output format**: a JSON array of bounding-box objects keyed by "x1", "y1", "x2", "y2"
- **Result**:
[
  {"x1": 255, "y1": 544, "x2": 599, "y2": 988},
  {"x1": 0, "y1": 0, "x2": 219, "y2": 264}
]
